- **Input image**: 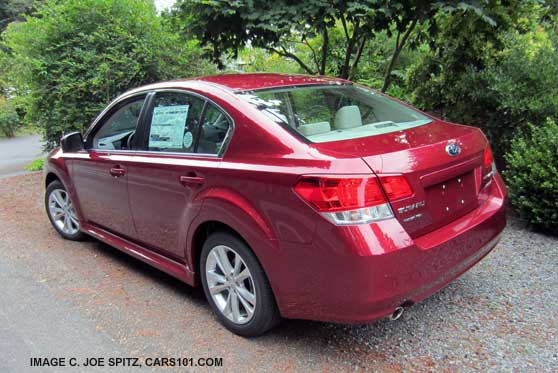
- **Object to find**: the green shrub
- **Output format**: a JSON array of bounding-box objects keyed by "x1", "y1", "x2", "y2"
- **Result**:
[
  {"x1": 2, "y1": 0, "x2": 216, "y2": 150},
  {"x1": 0, "y1": 99, "x2": 19, "y2": 137},
  {"x1": 504, "y1": 119, "x2": 558, "y2": 234},
  {"x1": 25, "y1": 158, "x2": 45, "y2": 171},
  {"x1": 408, "y1": 8, "x2": 558, "y2": 163}
]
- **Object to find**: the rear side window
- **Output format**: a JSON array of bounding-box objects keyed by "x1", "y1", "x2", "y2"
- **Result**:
[
  {"x1": 197, "y1": 104, "x2": 231, "y2": 155},
  {"x1": 237, "y1": 85, "x2": 432, "y2": 143},
  {"x1": 147, "y1": 92, "x2": 205, "y2": 153},
  {"x1": 146, "y1": 91, "x2": 231, "y2": 155}
]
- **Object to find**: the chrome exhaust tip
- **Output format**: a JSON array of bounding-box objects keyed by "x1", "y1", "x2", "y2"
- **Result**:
[{"x1": 389, "y1": 306, "x2": 404, "y2": 321}]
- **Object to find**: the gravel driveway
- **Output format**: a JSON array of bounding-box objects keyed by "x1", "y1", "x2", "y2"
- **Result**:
[{"x1": 0, "y1": 173, "x2": 556, "y2": 372}]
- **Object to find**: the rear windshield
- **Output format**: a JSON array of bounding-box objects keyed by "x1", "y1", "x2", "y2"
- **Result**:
[{"x1": 237, "y1": 84, "x2": 432, "y2": 143}]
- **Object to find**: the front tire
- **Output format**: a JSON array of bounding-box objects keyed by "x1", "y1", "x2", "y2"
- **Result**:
[
  {"x1": 45, "y1": 180, "x2": 85, "y2": 241},
  {"x1": 200, "y1": 232, "x2": 281, "y2": 337}
]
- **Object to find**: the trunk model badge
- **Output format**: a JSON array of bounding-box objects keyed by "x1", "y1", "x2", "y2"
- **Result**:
[
  {"x1": 397, "y1": 200, "x2": 426, "y2": 214},
  {"x1": 403, "y1": 213, "x2": 423, "y2": 223},
  {"x1": 446, "y1": 143, "x2": 461, "y2": 157}
]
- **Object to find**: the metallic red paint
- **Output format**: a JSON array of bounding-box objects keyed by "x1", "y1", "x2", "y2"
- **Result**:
[
  {"x1": 190, "y1": 73, "x2": 350, "y2": 91},
  {"x1": 44, "y1": 74, "x2": 507, "y2": 324}
]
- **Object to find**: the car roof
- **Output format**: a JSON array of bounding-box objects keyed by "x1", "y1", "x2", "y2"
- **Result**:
[
  {"x1": 115, "y1": 73, "x2": 352, "y2": 104},
  {"x1": 189, "y1": 73, "x2": 351, "y2": 91}
]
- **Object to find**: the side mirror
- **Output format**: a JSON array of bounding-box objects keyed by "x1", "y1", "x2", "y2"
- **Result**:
[{"x1": 60, "y1": 132, "x2": 84, "y2": 152}]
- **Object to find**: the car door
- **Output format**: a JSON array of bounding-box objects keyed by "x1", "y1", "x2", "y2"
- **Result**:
[
  {"x1": 71, "y1": 94, "x2": 148, "y2": 238},
  {"x1": 126, "y1": 90, "x2": 232, "y2": 261}
]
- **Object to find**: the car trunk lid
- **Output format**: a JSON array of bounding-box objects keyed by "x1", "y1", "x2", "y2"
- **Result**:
[{"x1": 309, "y1": 120, "x2": 488, "y2": 237}]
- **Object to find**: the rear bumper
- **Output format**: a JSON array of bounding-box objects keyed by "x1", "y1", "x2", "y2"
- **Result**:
[{"x1": 271, "y1": 173, "x2": 507, "y2": 323}]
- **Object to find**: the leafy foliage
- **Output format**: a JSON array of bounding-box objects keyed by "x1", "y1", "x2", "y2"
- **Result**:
[
  {"x1": 0, "y1": 0, "x2": 39, "y2": 33},
  {"x1": 236, "y1": 48, "x2": 301, "y2": 74},
  {"x1": 504, "y1": 119, "x2": 558, "y2": 233},
  {"x1": 172, "y1": 0, "x2": 488, "y2": 86},
  {"x1": 0, "y1": 97, "x2": 19, "y2": 137},
  {"x1": 0, "y1": 0, "x2": 556, "y2": 233},
  {"x1": 408, "y1": 0, "x2": 557, "y2": 161},
  {"x1": 1, "y1": 0, "x2": 215, "y2": 149},
  {"x1": 25, "y1": 158, "x2": 44, "y2": 171}
]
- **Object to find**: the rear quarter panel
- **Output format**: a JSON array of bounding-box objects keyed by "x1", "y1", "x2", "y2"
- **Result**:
[{"x1": 182, "y1": 87, "x2": 376, "y2": 289}]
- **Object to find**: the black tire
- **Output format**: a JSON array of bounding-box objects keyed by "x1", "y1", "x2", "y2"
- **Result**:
[
  {"x1": 45, "y1": 180, "x2": 85, "y2": 241},
  {"x1": 200, "y1": 231, "x2": 281, "y2": 337}
]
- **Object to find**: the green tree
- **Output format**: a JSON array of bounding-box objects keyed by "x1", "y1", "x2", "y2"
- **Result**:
[
  {"x1": 0, "y1": 0, "x2": 38, "y2": 33},
  {"x1": 0, "y1": 97, "x2": 19, "y2": 137},
  {"x1": 236, "y1": 48, "x2": 301, "y2": 74},
  {"x1": 2, "y1": 0, "x2": 215, "y2": 149},
  {"x1": 408, "y1": 0, "x2": 556, "y2": 160},
  {"x1": 378, "y1": 2, "x2": 495, "y2": 92},
  {"x1": 171, "y1": 0, "x2": 490, "y2": 89},
  {"x1": 0, "y1": 0, "x2": 40, "y2": 96}
]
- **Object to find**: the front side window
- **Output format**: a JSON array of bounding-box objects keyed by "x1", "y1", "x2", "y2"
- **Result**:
[
  {"x1": 92, "y1": 98, "x2": 145, "y2": 150},
  {"x1": 237, "y1": 85, "x2": 432, "y2": 143},
  {"x1": 147, "y1": 92, "x2": 205, "y2": 153}
]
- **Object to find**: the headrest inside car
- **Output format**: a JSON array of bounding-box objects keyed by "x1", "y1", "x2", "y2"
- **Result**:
[
  {"x1": 335, "y1": 105, "x2": 362, "y2": 129},
  {"x1": 298, "y1": 122, "x2": 331, "y2": 136}
]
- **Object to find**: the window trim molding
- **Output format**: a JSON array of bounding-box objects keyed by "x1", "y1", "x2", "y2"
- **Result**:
[
  {"x1": 84, "y1": 93, "x2": 149, "y2": 150},
  {"x1": 85, "y1": 88, "x2": 235, "y2": 158},
  {"x1": 146, "y1": 89, "x2": 234, "y2": 158}
]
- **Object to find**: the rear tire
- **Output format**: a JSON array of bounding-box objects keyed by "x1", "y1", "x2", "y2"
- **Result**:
[
  {"x1": 200, "y1": 231, "x2": 281, "y2": 337},
  {"x1": 45, "y1": 180, "x2": 85, "y2": 241}
]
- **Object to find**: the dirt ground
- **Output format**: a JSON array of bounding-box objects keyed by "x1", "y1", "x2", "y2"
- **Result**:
[{"x1": 1, "y1": 173, "x2": 556, "y2": 372}]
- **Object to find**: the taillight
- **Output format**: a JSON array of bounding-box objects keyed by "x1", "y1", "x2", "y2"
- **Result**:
[
  {"x1": 294, "y1": 175, "x2": 412, "y2": 225},
  {"x1": 482, "y1": 146, "x2": 496, "y2": 187},
  {"x1": 379, "y1": 175, "x2": 414, "y2": 200},
  {"x1": 294, "y1": 176, "x2": 386, "y2": 212},
  {"x1": 483, "y1": 147, "x2": 493, "y2": 169}
]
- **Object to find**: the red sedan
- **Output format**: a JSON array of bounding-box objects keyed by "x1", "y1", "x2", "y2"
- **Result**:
[{"x1": 44, "y1": 73, "x2": 507, "y2": 336}]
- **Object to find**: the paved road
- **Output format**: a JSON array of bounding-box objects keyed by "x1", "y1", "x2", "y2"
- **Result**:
[
  {"x1": 0, "y1": 260, "x2": 126, "y2": 373},
  {"x1": 0, "y1": 174, "x2": 556, "y2": 372},
  {"x1": 0, "y1": 135, "x2": 44, "y2": 178}
]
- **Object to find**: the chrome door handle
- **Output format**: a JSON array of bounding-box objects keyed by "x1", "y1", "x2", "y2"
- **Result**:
[
  {"x1": 109, "y1": 165, "x2": 126, "y2": 177},
  {"x1": 179, "y1": 175, "x2": 205, "y2": 186}
]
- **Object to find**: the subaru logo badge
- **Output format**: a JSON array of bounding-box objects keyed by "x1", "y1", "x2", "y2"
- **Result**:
[{"x1": 446, "y1": 143, "x2": 461, "y2": 157}]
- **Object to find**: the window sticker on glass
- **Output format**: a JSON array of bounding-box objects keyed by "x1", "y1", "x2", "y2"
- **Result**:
[
  {"x1": 183, "y1": 131, "x2": 194, "y2": 148},
  {"x1": 149, "y1": 105, "x2": 189, "y2": 149}
]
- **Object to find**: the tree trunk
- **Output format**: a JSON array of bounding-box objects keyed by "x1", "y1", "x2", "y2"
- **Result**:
[
  {"x1": 319, "y1": 28, "x2": 329, "y2": 75},
  {"x1": 381, "y1": 34, "x2": 402, "y2": 92},
  {"x1": 349, "y1": 35, "x2": 367, "y2": 80},
  {"x1": 340, "y1": 36, "x2": 356, "y2": 79},
  {"x1": 266, "y1": 46, "x2": 316, "y2": 75},
  {"x1": 339, "y1": 20, "x2": 359, "y2": 79},
  {"x1": 381, "y1": 19, "x2": 417, "y2": 92}
]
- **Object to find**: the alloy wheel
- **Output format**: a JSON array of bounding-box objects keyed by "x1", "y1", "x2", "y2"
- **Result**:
[
  {"x1": 48, "y1": 188, "x2": 80, "y2": 235},
  {"x1": 205, "y1": 245, "x2": 256, "y2": 325}
]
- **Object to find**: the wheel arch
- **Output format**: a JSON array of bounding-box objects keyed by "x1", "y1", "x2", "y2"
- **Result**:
[
  {"x1": 190, "y1": 220, "x2": 245, "y2": 282},
  {"x1": 187, "y1": 193, "x2": 280, "y2": 288},
  {"x1": 45, "y1": 172, "x2": 60, "y2": 188},
  {"x1": 188, "y1": 215, "x2": 283, "y2": 319},
  {"x1": 44, "y1": 158, "x2": 84, "y2": 222}
]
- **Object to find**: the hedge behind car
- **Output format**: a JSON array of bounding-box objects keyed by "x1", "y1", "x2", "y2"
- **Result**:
[
  {"x1": 0, "y1": 99, "x2": 18, "y2": 137},
  {"x1": 504, "y1": 118, "x2": 558, "y2": 234}
]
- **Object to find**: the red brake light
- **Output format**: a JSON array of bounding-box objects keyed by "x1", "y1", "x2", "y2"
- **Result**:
[
  {"x1": 294, "y1": 175, "x2": 413, "y2": 213},
  {"x1": 379, "y1": 175, "x2": 413, "y2": 200},
  {"x1": 481, "y1": 146, "x2": 496, "y2": 187},
  {"x1": 294, "y1": 176, "x2": 386, "y2": 212},
  {"x1": 483, "y1": 147, "x2": 493, "y2": 169}
]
